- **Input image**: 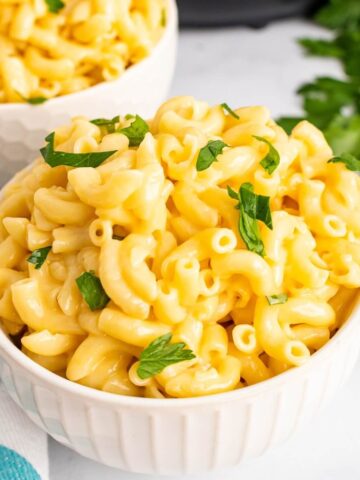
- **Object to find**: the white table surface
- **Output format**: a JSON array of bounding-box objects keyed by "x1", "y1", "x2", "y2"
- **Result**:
[{"x1": 27, "y1": 18, "x2": 360, "y2": 480}]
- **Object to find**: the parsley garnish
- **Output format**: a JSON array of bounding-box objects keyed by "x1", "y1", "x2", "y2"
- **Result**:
[
  {"x1": 196, "y1": 140, "x2": 228, "y2": 171},
  {"x1": 221, "y1": 103, "x2": 240, "y2": 119},
  {"x1": 27, "y1": 247, "x2": 51, "y2": 269},
  {"x1": 45, "y1": 0, "x2": 64, "y2": 13},
  {"x1": 328, "y1": 152, "x2": 360, "y2": 171},
  {"x1": 76, "y1": 272, "x2": 109, "y2": 311},
  {"x1": 91, "y1": 116, "x2": 120, "y2": 134},
  {"x1": 40, "y1": 132, "x2": 116, "y2": 168},
  {"x1": 227, "y1": 183, "x2": 273, "y2": 256},
  {"x1": 253, "y1": 135, "x2": 280, "y2": 175},
  {"x1": 16, "y1": 91, "x2": 48, "y2": 105},
  {"x1": 266, "y1": 294, "x2": 288, "y2": 305},
  {"x1": 118, "y1": 115, "x2": 149, "y2": 147},
  {"x1": 137, "y1": 333, "x2": 196, "y2": 379},
  {"x1": 277, "y1": 1, "x2": 360, "y2": 161}
]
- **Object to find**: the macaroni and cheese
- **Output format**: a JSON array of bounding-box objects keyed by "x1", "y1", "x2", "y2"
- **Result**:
[
  {"x1": 0, "y1": 0, "x2": 166, "y2": 103},
  {"x1": 1, "y1": 96, "x2": 359, "y2": 398}
]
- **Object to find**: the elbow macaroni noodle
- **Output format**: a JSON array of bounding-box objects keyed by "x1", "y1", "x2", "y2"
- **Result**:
[
  {"x1": 0, "y1": 0, "x2": 166, "y2": 103},
  {"x1": 1, "y1": 96, "x2": 360, "y2": 398}
]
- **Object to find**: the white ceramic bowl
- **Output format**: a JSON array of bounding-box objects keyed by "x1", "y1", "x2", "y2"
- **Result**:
[
  {"x1": 0, "y1": 295, "x2": 359, "y2": 475},
  {"x1": 0, "y1": 0, "x2": 178, "y2": 185}
]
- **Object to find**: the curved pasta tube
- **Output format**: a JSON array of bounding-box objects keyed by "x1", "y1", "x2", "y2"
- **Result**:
[
  {"x1": 100, "y1": 236, "x2": 157, "y2": 318},
  {"x1": 164, "y1": 356, "x2": 241, "y2": 398},
  {"x1": 22, "y1": 330, "x2": 82, "y2": 356},
  {"x1": 67, "y1": 335, "x2": 129, "y2": 381},
  {"x1": 98, "y1": 308, "x2": 171, "y2": 347},
  {"x1": 162, "y1": 228, "x2": 237, "y2": 278},
  {"x1": 278, "y1": 296, "x2": 335, "y2": 328},
  {"x1": 153, "y1": 280, "x2": 187, "y2": 325},
  {"x1": 151, "y1": 96, "x2": 225, "y2": 137},
  {"x1": 299, "y1": 179, "x2": 347, "y2": 237},
  {"x1": 11, "y1": 278, "x2": 84, "y2": 335},
  {"x1": 287, "y1": 232, "x2": 329, "y2": 289},
  {"x1": 34, "y1": 187, "x2": 94, "y2": 225},
  {"x1": 254, "y1": 297, "x2": 310, "y2": 367},
  {"x1": 0, "y1": 268, "x2": 26, "y2": 323},
  {"x1": 211, "y1": 250, "x2": 276, "y2": 296},
  {"x1": 200, "y1": 323, "x2": 228, "y2": 362},
  {"x1": 228, "y1": 343, "x2": 271, "y2": 385},
  {"x1": 68, "y1": 167, "x2": 142, "y2": 209},
  {"x1": 0, "y1": 236, "x2": 26, "y2": 269},
  {"x1": 292, "y1": 325, "x2": 330, "y2": 350}
]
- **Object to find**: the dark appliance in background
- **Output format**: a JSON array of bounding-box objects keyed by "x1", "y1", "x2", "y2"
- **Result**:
[{"x1": 178, "y1": 0, "x2": 326, "y2": 27}]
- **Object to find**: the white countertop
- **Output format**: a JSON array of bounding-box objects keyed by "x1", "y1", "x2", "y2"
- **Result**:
[{"x1": 39, "y1": 18, "x2": 360, "y2": 480}]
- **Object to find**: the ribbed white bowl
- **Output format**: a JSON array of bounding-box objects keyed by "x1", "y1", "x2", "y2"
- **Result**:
[
  {"x1": 0, "y1": 295, "x2": 359, "y2": 475},
  {"x1": 0, "y1": 0, "x2": 178, "y2": 185}
]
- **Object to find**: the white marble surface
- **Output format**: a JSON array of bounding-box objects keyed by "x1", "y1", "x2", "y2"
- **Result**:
[{"x1": 34, "y1": 19, "x2": 360, "y2": 480}]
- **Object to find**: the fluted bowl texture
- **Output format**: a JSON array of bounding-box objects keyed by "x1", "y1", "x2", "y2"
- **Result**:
[{"x1": 0, "y1": 295, "x2": 359, "y2": 475}]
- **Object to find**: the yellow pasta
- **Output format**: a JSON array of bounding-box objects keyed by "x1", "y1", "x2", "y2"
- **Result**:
[
  {"x1": 0, "y1": 0, "x2": 167, "y2": 103},
  {"x1": 1, "y1": 96, "x2": 359, "y2": 398}
]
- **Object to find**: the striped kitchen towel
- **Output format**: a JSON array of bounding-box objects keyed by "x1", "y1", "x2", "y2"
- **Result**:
[{"x1": 0, "y1": 384, "x2": 48, "y2": 480}]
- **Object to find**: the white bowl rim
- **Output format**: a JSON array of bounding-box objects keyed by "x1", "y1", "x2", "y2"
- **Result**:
[
  {"x1": 0, "y1": 0, "x2": 177, "y2": 111},
  {"x1": 1, "y1": 293, "x2": 359, "y2": 408}
]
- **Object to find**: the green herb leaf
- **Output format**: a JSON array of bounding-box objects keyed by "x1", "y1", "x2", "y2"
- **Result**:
[
  {"x1": 226, "y1": 185, "x2": 239, "y2": 200},
  {"x1": 324, "y1": 114, "x2": 360, "y2": 157},
  {"x1": 239, "y1": 183, "x2": 273, "y2": 230},
  {"x1": 316, "y1": 0, "x2": 360, "y2": 31},
  {"x1": 76, "y1": 272, "x2": 109, "y2": 311},
  {"x1": 40, "y1": 132, "x2": 116, "y2": 168},
  {"x1": 277, "y1": 116, "x2": 305, "y2": 134},
  {"x1": 266, "y1": 294, "x2": 288, "y2": 305},
  {"x1": 196, "y1": 140, "x2": 228, "y2": 171},
  {"x1": 27, "y1": 246, "x2": 51, "y2": 269},
  {"x1": 137, "y1": 333, "x2": 196, "y2": 379},
  {"x1": 238, "y1": 204, "x2": 265, "y2": 257},
  {"x1": 328, "y1": 152, "x2": 360, "y2": 171},
  {"x1": 15, "y1": 91, "x2": 48, "y2": 105},
  {"x1": 298, "y1": 38, "x2": 343, "y2": 58},
  {"x1": 227, "y1": 183, "x2": 272, "y2": 257},
  {"x1": 27, "y1": 97, "x2": 48, "y2": 105},
  {"x1": 91, "y1": 116, "x2": 120, "y2": 134},
  {"x1": 118, "y1": 115, "x2": 149, "y2": 147},
  {"x1": 253, "y1": 135, "x2": 280, "y2": 175},
  {"x1": 221, "y1": 103, "x2": 240, "y2": 119},
  {"x1": 45, "y1": 0, "x2": 64, "y2": 13}
]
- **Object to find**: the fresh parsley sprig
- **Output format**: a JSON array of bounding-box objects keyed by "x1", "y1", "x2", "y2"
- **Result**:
[
  {"x1": 328, "y1": 152, "x2": 360, "y2": 171},
  {"x1": 76, "y1": 272, "x2": 109, "y2": 311},
  {"x1": 91, "y1": 116, "x2": 120, "y2": 133},
  {"x1": 45, "y1": 0, "x2": 64, "y2": 13},
  {"x1": 196, "y1": 140, "x2": 228, "y2": 171},
  {"x1": 227, "y1": 183, "x2": 273, "y2": 257},
  {"x1": 40, "y1": 132, "x2": 116, "y2": 168},
  {"x1": 118, "y1": 115, "x2": 149, "y2": 147},
  {"x1": 27, "y1": 246, "x2": 51, "y2": 269},
  {"x1": 137, "y1": 333, "x2": 196, "y2": 379},
  {"x1": 221, "y1": 103, "x2": 240, "y2": 119},
  {"x1": 266, "y1": 294, "x2": 288, "y2": 305},
  {"x1": 253, "y1": 135, "x2": 280, "y2": 175},
  {"x1": 16, "y1": 91, "x2": 48, "y2": 105},
  {"x1": 277, "y1": 0, "x2": 360, "y2": 161}
]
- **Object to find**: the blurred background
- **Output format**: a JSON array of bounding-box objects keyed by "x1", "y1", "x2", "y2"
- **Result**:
[{"x1": 177, "y1": 0, "x2": 325, "y2": 26}]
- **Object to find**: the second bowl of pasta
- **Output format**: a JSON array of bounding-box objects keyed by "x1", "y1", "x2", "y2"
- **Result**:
[
  {"x1": 0, "y1": 95, "x2": 359, "y2": 474},
  {"x1": 0, "y1": 0, "x2": 177, "y2": 183}
]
